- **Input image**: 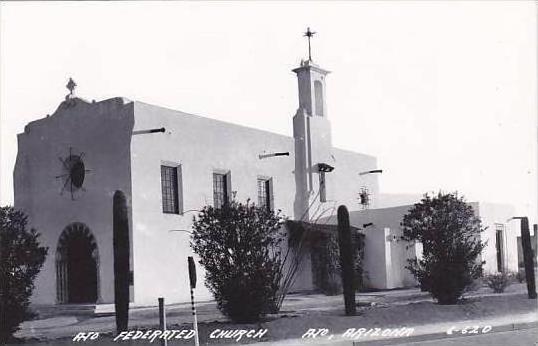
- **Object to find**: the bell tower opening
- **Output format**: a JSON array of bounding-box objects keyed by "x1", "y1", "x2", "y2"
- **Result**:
[
  {"x1": 292, "y1": 60, "x2": 330, "y2": 118},
  {"x1": 314, "y1": 80, "x2": 324, "y2": 117}
]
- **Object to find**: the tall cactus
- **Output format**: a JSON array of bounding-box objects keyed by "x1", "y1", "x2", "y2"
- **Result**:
[
  {"x1": 113, "y1": 190, "x2": 130, "y2": 332},
  {"x1": 337, "y1": 205, "x2": 356, "y2": 315},
  {"x1": 520, "y1": 217, "x2": 537, "y2": 299}
]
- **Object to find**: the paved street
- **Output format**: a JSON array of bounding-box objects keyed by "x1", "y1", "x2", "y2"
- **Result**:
[{"x1": 388, "y1": 327, "x2": 538, "y2": 346}]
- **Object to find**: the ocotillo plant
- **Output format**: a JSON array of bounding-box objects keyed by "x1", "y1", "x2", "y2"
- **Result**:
[
  {"x1": 113, "y1": 190, "x2": 130, "y2": 332},
  {"x1": 337, "y1": 205, "x2": 356, "y2": 315}
]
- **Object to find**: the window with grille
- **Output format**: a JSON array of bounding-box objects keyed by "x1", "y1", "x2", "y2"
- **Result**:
[
  {"x1": 213, "y1": 173, "x2": 230, "y2": 208},
  {"x1": 161, "y1": 165, "x2": 180, "y2": 214},
  {"x1": 257, "y1": 178, "x2": 273, "y2": 211}
]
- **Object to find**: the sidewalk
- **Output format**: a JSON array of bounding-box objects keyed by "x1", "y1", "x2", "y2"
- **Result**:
[
  {"x1": 14, "y1": 283, "x2": 538, "y2": 344},
  {"x1": 261, "y1": 311, "x2": 537, "y2": 345}
]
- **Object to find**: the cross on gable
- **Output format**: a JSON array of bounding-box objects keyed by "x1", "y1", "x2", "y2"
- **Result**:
[{"x1": 66, "y1": 78, "x2": 76, "y2": 96}]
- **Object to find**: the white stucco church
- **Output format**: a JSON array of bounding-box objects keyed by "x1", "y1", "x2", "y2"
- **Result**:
[{"x1": 13, "y1": 38, "x2": 523, "y2": 308}]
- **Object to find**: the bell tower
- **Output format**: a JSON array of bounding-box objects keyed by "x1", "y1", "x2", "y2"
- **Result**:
[
  {"x1": 293, "y1": 59, "x2": 329, "y2": 118},
  {"x1": 293, "y1": 29, "x2": 334, "y2": 220}
]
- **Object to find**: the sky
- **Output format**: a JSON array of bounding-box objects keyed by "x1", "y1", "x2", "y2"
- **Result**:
[{"x1": 1, "y1": 1, "x2": 536, "y2": 222}]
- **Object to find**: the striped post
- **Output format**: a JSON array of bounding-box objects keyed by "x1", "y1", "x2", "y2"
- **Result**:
[
  {"x1": 158, "y1": 297, "x2": 167, "y2": 346},
  {"x1": 188, "y1": 256, "x2": 200, "y2": 346},
  {"x1": 190, "y1": 287, "x2": 200, "y2": 346}
]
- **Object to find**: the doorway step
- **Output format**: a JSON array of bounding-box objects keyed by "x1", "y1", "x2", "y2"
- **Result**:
[{"x1": 32, "y1": 304, "x2": 97, "y2": 319}]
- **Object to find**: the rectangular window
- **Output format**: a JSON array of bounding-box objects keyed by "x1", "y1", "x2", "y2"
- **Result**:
[
  {"x1": 257, "y1": 178, "x2": 273, "y2": 211},
  {"x1": 161, "y1": 165, "x2": 180, "y2": 214},
  {"x1": 495, "y1": 223, "x2": 505, "y2": 272},
  {"x1": 213, "y1": 173, "x2": 230, "y2": 208},
  {"x1": 319, "y1": 172, "x2": 326, "y2": 202}
]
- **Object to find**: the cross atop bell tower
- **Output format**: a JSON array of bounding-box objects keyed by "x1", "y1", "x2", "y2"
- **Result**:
[
  {"x1": 293, "y1": 28, "x2": 329, "y2": 118},
  {"x1": 303, "y1": 27, "x2": 316, "y2": 61}
]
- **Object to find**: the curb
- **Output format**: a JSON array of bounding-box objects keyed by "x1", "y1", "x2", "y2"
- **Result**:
[
  {"x1": 257, "y1": 319, "x2": 538, "y2": 346},
  {"x1": 358, "y1": 320, "x2": 538, "y2": 345}
]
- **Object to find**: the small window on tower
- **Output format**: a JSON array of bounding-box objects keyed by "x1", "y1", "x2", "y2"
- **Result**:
[{"x1": 314, "y1": 80, "x2": 324, "y2": 117}]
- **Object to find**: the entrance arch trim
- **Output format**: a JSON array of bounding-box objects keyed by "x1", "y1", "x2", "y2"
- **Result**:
[{"x1": 55, "y1": 222, "x2": 101, "y2": 304}]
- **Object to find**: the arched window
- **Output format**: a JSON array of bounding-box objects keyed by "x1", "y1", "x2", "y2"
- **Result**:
[{"x1": 314, "y1": 80, "x2": 324, "y2": 117}]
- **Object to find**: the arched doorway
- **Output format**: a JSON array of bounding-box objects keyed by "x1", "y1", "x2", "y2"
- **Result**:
[{"x1": 56, "y1": 223, "x2": 99, "y2": 304}]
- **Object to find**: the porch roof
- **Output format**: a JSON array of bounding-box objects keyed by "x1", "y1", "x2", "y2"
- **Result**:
[{"x1": 285, "y1": 220, "x2": 364, "y2": 245}]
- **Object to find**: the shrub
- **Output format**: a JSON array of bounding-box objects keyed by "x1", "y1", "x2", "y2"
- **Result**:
[
  {"x1": 311, "y1": 232, "x2": 341, "y2": 295},
  {"x1": 310, "y1": 230, "x2": 365, "y2": 295},
  {"x1": 484, "y1": 272, "x2": 512, "y2": 293},
  {"x1": 0, "y1": 207, "x2": 48, "y2": 343},
  {"x1": 191, "y1": 199, "x2": 285, "y2": 323},
  {"x1": 464, "y1": 278, "x2": 483, "y2": 293},
  {"x1": 515, "y1": 270, "x2": 526, "y2": 283},
  {"x1": 401, "y1": 192, "x2": 485, "y2": 304}
]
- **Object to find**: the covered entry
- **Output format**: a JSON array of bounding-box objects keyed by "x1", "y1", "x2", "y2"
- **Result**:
[{"x1": 56, "y1": 222, "x2": 99, "y2": 303}]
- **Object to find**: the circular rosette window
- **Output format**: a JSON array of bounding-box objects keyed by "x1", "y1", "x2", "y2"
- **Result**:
[
  {"x1": 66, "y1": 155, "x2": 86, "y2": 188},
  {"x1": 57, "y1": 149, "x2": 91, "y2": 199}
]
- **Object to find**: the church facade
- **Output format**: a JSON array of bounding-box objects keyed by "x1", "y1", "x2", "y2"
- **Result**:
[
  {"x1": 14, "y1": 58, "x2": 384, "y2": 306},
  {"x1": 14, "y1": 53, "x2": 524, "y2": 307}
]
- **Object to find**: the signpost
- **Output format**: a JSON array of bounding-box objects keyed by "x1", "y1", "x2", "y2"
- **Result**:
[{"x1": 188, "y1": 256, "x2": 200, "y2": 346}]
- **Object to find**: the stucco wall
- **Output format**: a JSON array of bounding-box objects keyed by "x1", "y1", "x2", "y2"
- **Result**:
[
  {"x1": 516, "y1": 228, "x2": 538, "y2": 268},
  {"x1": 129, "y1": 101, "x2": 380, "y2": 304},
  {"x1": 14, "y1": 97, "x2": 135, "y2": 304},
  {"x1": 377, "y1": 193, "x2": 422, "y2": 209},
  {"x1": 321, "y1": 202, "x2": 519, "y2": 290},
  {"x1": 130, "y1": 102, "x2": 297, "y2": 305},
  {"x1": 329, "y1": 148, "x2": 379, "y2": 212},
  {"x1": 348, "y1": 206, "x2": 418, "y2": 289},
  {"x1": 470, "y1": 202, "x2": 518, "y2": 273}
]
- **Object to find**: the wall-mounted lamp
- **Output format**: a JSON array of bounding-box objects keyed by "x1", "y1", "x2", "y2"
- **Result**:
[
  {"x1": 169, "y1": 229, "x2": 192, "y2": 234},
  {"x1": 386, "y1": 234, "x2": 399, "y2": 242},
  {"x1": 318, "y1": 163, "x2": 335, "y2": 173},
  {"x1": 133, "y1": 127, "x2": 166, "y2": 135},
  {"x1": 359, "y1": 169, "x2": 383, "y2": 176},
  {"x1": 179, "y1": 209, "x2": 201, "y2": 216},
  {"x1": 258, "y1": 152, "x2": 290, "y2": 159}
]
